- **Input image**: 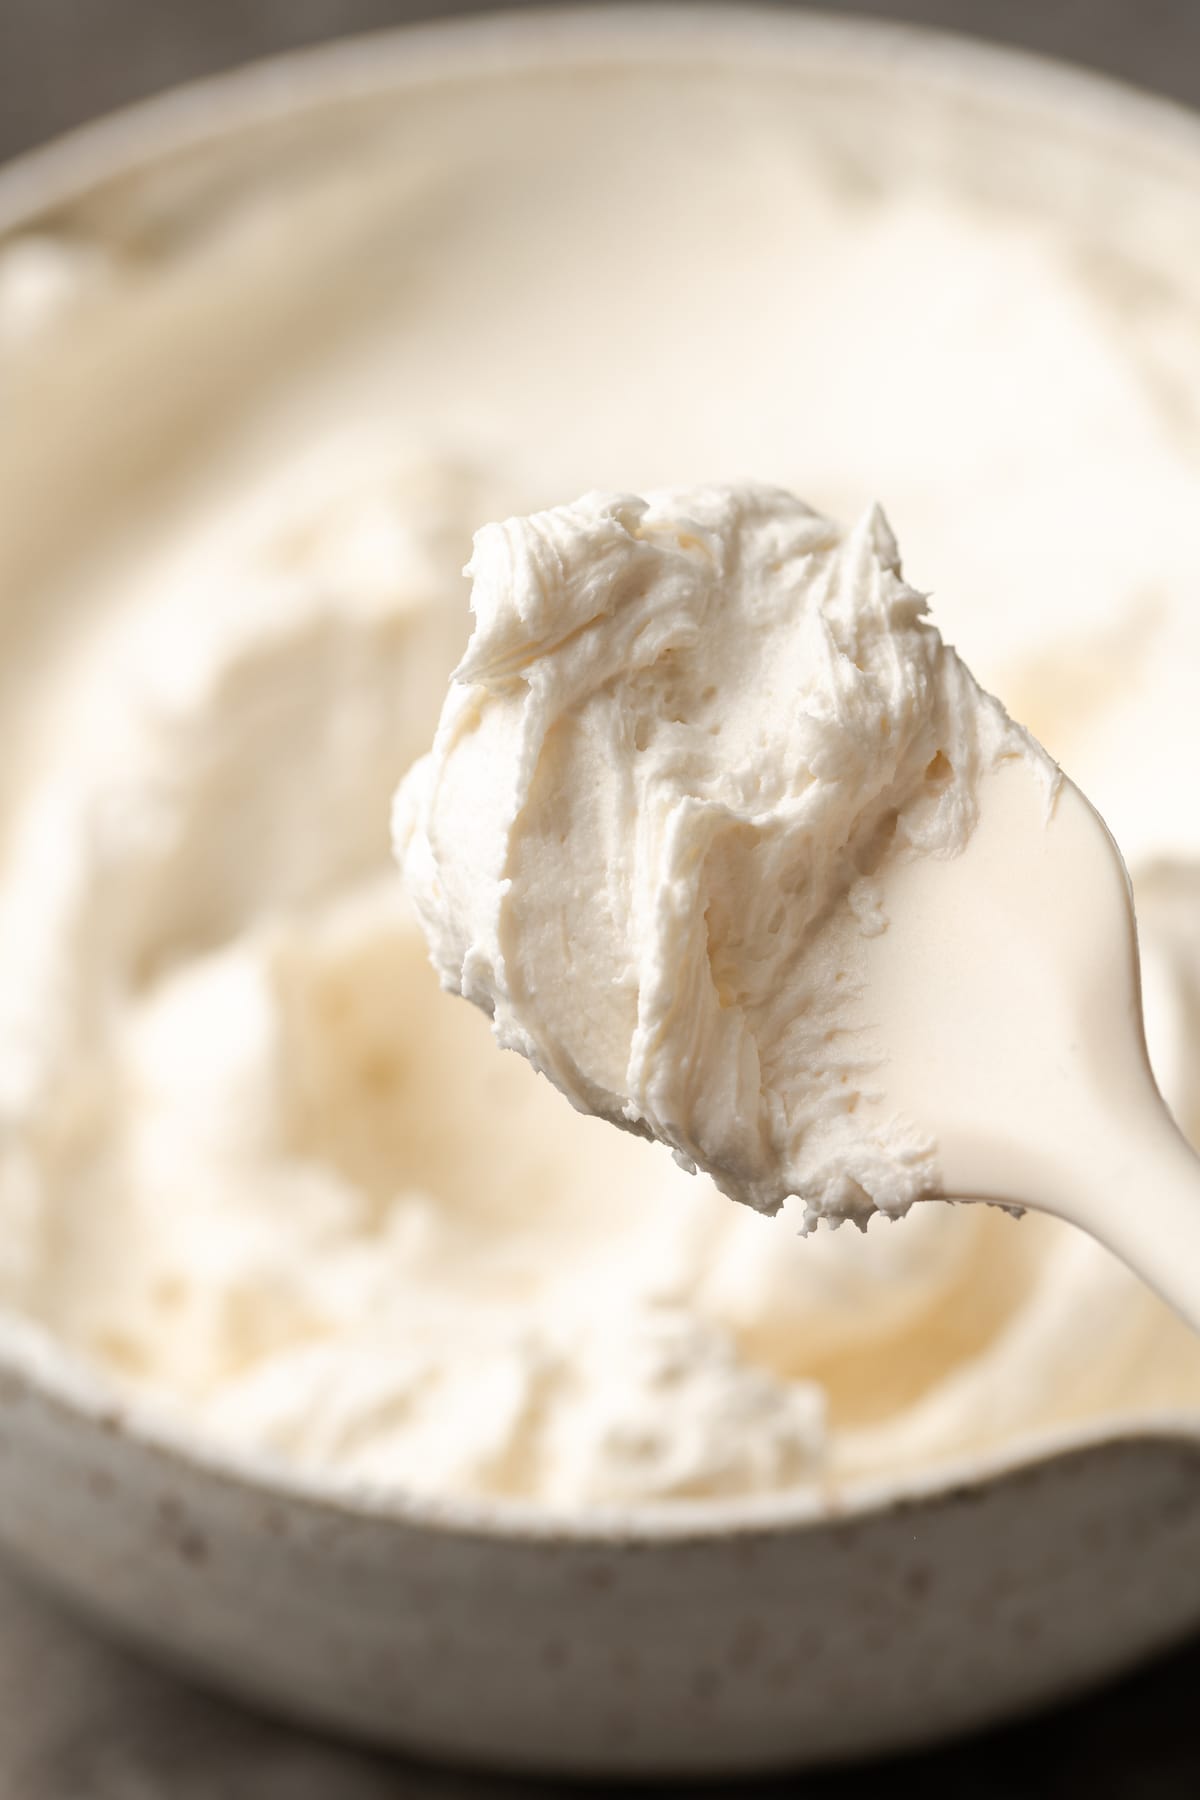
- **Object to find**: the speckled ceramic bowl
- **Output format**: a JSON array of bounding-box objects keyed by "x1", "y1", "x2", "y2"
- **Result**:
[{"x1": 3, "y1": 8, "x2": 1200, "y2": 1776}]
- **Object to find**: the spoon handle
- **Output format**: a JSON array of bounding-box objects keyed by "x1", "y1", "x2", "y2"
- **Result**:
[{"x1": 1047, "y1": 1101, "x2": 1200, "y2": 1334}]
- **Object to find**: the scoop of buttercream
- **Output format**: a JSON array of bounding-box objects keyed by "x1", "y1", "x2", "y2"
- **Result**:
[{"x1": 395, "y1": 484, "x2": 1051, "y2": 1227}]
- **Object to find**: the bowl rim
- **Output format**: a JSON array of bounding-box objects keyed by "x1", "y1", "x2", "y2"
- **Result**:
[
  {"x1": 4, "y1": 1, "x2": 1200, "y2": 1545},
  {"x1": 10, "y1": 0, "x2": 1200, "y2": 230}
]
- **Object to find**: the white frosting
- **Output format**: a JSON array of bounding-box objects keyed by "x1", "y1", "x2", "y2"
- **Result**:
[
  {"x1": 3, "y1": 52, "x2": 1200, "y2": 1512},
  {"x1": 398, "y1": 485, "x2": 1049, "y2": 1226},
  {"x1": 0, "y1": 234, "x2": 109, "y2": 348}
]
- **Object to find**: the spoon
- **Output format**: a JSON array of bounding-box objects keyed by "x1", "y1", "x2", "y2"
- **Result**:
[{"x1": 866, "y1": 754, "x2": 1200, "y2": 1330}]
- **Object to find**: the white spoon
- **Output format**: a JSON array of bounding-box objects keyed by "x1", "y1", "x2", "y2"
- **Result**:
[{"x1": 867, "y1": 755, "x2": 1200, "y2": 1329}]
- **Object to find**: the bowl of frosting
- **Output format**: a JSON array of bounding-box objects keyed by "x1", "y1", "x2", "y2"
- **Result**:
[{"x1": 2, "y1": 5, "x2": 1200, "y2": 1777}]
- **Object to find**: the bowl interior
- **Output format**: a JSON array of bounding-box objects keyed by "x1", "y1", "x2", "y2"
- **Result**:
[{"x1": 2, "y1": 7, "x2": 1200, "y2": 1540}]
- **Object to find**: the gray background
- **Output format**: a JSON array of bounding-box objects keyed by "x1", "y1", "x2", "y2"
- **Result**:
[{"x1": 3, "y1": 2, "x2": 1200, "y2": 1794}]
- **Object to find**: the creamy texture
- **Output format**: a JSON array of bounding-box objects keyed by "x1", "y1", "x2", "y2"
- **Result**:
[
  {"x1": 0, "y1": 438, "x2": 905, "y2": 1503},
  {"x1": 398, "y1": 486, "x2": 1051, "y2": 1226},
  {"x1": 4, "y1": 50, "x2": 1200, "y2": 1508},
  {"x1": 0, "y1": 234, "x2": 110, "y2": 348}
]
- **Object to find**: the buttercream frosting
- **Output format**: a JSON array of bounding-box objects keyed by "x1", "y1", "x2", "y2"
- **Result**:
[{"x1": 397, "y1": 485, "x2": 1052, "y2": 1227}]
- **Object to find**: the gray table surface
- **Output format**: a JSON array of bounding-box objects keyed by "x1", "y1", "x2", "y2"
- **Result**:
[{"x1": 3, "y1": 2, "x2": 1200, "y2": 1792}]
